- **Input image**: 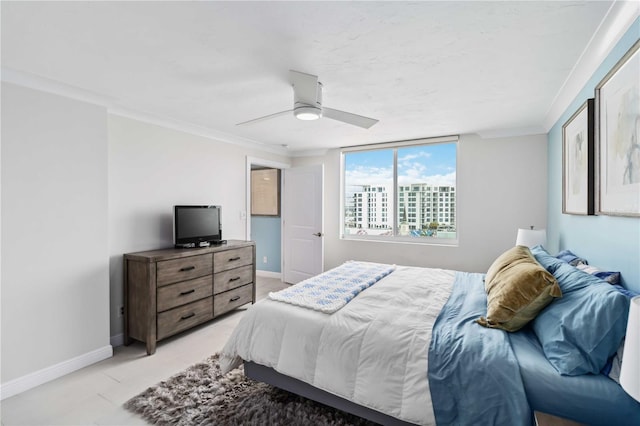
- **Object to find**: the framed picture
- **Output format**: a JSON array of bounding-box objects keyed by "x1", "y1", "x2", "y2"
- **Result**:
[
  {"x1": 251, "y1": 168, "x2": 281, "y2": 216},
  {"x1": 595, "y1": 39, "x2": 640, "y2": 217},
  {"x1": 563, "y1": 99, "x2": 595, "y2": 215}
]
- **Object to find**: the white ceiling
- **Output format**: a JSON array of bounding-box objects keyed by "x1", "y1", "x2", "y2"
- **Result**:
[{"x1": 1, "y1": 1, "x2": 636, "y2": 155}]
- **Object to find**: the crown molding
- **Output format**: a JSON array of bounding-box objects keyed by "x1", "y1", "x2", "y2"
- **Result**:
[
  {"x1": 1, "y1": 67, "x2": 116, "y2": 106},
  {"x1": 477, "y1": 126, "x2": 546, "y2": 139},
  {"x1": 1, "y1": 67, "x2": 290, "y2": 157},
  {"x1": 542, "y1": 0, "x2": 640, "y2": 132},
  {"x1": 108, "y1": 107, "x2": 289, "y2": 157}
]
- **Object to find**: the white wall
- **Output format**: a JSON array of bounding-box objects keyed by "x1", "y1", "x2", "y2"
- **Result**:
[
  {"x1": 293, "y1": 133, "x2": 548, "y2": 273},
  {"x1": 108, "y1": 115, "x2": 290, "y2": 340},
  {"x1": 1, "y1": 83, "x2": 110, "y2": 384}
]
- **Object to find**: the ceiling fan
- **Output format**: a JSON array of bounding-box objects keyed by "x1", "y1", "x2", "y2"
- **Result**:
[{"x1": 236, "y1": 70, "x2": 378, "y2": 129}]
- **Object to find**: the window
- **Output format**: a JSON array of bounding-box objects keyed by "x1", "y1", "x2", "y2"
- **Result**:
[{"x1": 342, "y1": 137, "x2": 457, "y2": 242}]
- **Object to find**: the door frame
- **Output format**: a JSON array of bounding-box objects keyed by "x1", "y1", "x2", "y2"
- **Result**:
[{"x1": 245, "y1": 156, "x2": 290, "y2": 277}]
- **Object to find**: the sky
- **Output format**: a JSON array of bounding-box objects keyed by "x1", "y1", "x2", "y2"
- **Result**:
[{"x1": 344, "y1": 142, "x2": 457, "y2": 188}]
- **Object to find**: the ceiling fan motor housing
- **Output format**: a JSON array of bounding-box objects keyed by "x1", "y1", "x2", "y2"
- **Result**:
[{"x1": 294, "y1": 81, "x2": 323, "y2": 120}]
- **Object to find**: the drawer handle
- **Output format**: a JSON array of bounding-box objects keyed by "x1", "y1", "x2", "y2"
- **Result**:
[
  {"x1": 179, "y1": 266, "x2": 196, "y2": 272},
  {"x1": 228, "y1": 256, "x2": 241, "y2": 262},
  {"x1": 230, "y1": 295, "x2": 241, "y2": 302},
  {"x1": 180, "y1": 313, "x2": 195, "y2": 321},
  {"x1": 179, "y1": 289, "x2": 195, "y2": 296},
  {"x1": 229, "y1": 277, "x2": 240, "y2": 282}
]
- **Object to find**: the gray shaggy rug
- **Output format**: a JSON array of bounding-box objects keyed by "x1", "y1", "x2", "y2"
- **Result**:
[{"x1": 124, "y1": 353, "x2": 377, "y2": 425}]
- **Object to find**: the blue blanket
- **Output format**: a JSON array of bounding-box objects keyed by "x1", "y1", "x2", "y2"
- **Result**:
[{"x1": 428, "y1": 272, "x2": 533, "y2": 426}]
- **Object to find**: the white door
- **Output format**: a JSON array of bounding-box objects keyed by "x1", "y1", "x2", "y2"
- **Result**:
[{"x1": 283, "y1": 164, "x2": 324, "y2": 284}]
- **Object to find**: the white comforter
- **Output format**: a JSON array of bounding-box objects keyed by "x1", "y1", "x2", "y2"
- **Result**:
[{"x1": 219, "y1": 265, "x2": 455, "y2": 425}]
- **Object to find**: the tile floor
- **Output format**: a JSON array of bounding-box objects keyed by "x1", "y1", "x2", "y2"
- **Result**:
[{"x1": 0, "y1": 276, "x2": 288, "y2": 426}]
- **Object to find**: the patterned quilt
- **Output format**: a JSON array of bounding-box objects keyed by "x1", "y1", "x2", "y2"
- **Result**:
[{"x1": 268, "y1": 261, "x2": 395, "y2": 313}]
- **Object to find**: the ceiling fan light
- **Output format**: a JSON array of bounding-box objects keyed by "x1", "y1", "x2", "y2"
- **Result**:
[
  {"x1": 294, "y1": 106, "x2": 321, "y2": 121},
  {"x1": 297, "y1": 112, "x2": 320, "y2": 120}
]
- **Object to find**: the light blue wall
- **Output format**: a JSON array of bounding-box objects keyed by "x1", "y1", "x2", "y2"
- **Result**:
[
  {"x1": 547, "y1": 18, "x2": 640, "y2": 292},
  {"x1": 252, "y1": 216, "x2": 281, "y2": 273}
]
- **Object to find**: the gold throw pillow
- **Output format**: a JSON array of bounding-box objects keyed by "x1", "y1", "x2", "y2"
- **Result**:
[{"x1": 477, "y1": 245, "x2": 562, "y2": 332}]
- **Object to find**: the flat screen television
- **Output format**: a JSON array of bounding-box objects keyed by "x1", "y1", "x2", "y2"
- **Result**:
[{"x1": 173, "y1": 205, "x2": 223, "y2": 247}]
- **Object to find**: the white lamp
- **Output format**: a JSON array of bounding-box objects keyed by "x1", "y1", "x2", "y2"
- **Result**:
[
  {"x1": 515, "y1": 226, "x2": 547, "y2": 248},
  {"x1": 621, "y1": 296, "x2": 640, "y2": 401}
]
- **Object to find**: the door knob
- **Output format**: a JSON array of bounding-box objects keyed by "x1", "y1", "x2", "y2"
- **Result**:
[{"x1": 313, "y1": 232, "x2": 324, "y2": 237}]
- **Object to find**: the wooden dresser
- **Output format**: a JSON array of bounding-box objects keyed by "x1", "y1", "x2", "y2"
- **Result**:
[{"x1": 123, "y1": 240, "x2": 256, "y2": 355}]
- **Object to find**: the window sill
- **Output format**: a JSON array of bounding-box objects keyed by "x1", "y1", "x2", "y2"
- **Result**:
[{"x1": 340, "y1": 234, "x2": 458, "y2": 247}]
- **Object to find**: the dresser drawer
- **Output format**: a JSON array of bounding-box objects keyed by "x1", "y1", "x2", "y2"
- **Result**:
[
  {"x1": 214, "y1": 265, "x2": 253, "y2": 294},
  {"x1": 157, "y1": 297, "x2": 213, "y2": 340},
  {"x1": 157, "y1": 275, "x2": 212, "y2": 312},
  {"x1": 157, "y1": 254, "x2": 212, "y2": 287},
  {"x1": 214, "y1": 284, "x2": 253, "y2": 316},
  {"x1": 214, "y1": 246, "x2": 252, "y2": 272}
]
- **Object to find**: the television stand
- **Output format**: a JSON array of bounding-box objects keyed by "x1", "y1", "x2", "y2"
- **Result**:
[{"x1": 123, "y1": 240, "x2": 255, "y2": 355}]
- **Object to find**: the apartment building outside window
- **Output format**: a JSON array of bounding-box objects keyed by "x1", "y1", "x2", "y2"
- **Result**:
[{"x1": 342, "y1": 136, "x2": 458, "y2": 243}]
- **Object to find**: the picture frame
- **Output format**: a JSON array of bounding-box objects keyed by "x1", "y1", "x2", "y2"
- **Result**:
[
  {"x1": 563, "y1": 98, "x2": 595, "y2": 215},
  {"x1": 595, "y1": 39, "x2": 640, "y2": 217},
  {"x1": 251, "y1": 168, "x2": 281, "y2": 216}
]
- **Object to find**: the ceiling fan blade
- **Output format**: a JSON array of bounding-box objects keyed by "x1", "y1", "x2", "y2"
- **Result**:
[
  {"x1": 322, "y1": 107, "x2": 379, "y2": 129},
  {"x1": 289, "y1": 70, "x2": 319, "y2": 105},
  {"x1": 236, "y1": 109, "x2": 292, "y2": 126}
]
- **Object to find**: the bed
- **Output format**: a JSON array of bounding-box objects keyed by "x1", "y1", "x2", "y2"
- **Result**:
[{"x1": 219, "y1": 246, "x2": 640, "y2": 425}]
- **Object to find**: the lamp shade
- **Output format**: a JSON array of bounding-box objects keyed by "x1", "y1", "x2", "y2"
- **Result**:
[
  {"x1": 621, "y1": 296, "x2": 640, "y2": 401},
  {"x1": 515, "y1": 228, "x2": 547, "y2": 248}
]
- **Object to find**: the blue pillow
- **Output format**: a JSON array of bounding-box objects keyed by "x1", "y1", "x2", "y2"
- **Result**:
[
  {"x1": 555, "y1": 249, "x2": 588, "y2": 266},
  {"x1": 531, "y1": 245, "x2": 565, "y2": 273},
  {"x1": 530, "y1": 246, "x2": 630, "y2": 376}
]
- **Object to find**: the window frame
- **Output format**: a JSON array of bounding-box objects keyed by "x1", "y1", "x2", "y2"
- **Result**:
[{"x1": 340, "y1": 136, "x2": 459, "y2": 246}]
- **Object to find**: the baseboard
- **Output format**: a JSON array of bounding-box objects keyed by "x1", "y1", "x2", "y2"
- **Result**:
[
  {"x1": 0, "y1": 345, "x2": 113, "y2": 400},
  {"x1": 256, "y1": 270, "x2": 282, "y2": 279},
  {"x1": 110, "y1": 333, "x2": 124, "y2": 347}
]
